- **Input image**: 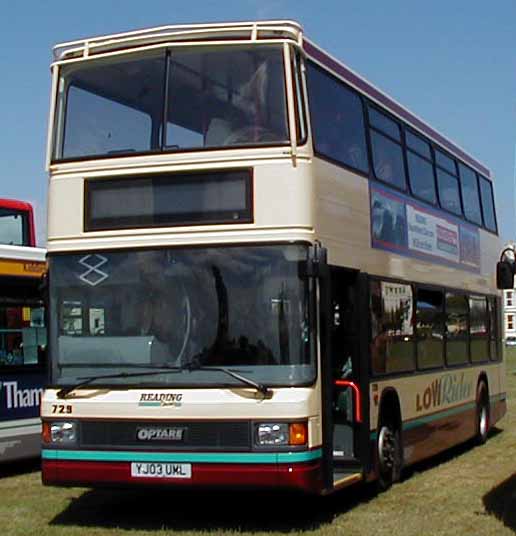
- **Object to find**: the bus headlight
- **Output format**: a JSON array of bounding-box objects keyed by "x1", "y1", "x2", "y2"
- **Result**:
[
  {"x1": 255, "y1": 422, "x2": 307, "y2": 446},
  {"x1": 44, "y1": 422, "x2": 77, "y2": 443},
  {"x1": 256, "y1": 423, "x2": 289, "y2": 446}
]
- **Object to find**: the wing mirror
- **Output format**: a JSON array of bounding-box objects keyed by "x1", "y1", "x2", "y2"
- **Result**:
[{"x1": 497, "y1": 247, "x2": 516, "y2": 289}]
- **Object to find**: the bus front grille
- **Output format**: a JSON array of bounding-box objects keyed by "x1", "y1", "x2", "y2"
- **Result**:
[{"x1": 79, "y1": 420, "x2": 252, "y2": 451}]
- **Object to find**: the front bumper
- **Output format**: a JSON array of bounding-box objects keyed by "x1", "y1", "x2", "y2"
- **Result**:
[{"x1": 41, "y1": 449, "x2": 324, "y2": 493}]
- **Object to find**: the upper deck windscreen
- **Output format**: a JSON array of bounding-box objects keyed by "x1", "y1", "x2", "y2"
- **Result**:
[{"x1": 53, "y1": 45, "x2": 289, "y2": 161}]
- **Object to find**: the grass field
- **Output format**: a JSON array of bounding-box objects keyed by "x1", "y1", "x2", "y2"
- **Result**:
[{"x1": 3, "y1": 353, "x2": 516, "y2": 536}]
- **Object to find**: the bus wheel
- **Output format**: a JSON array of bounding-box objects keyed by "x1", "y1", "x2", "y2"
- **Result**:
[
  {"x1": 377, "y1": 421, "x2": 402, "y2": 490},
  {"x1": 475, "y1": 382, "x2": 490, "y2": 445}
]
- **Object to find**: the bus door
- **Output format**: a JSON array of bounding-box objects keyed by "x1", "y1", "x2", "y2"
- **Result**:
[{"x1": 328, "y1": 267, "x2": 363, "y2": 478}]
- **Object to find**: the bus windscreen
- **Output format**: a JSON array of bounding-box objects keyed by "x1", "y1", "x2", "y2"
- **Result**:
[
  {"x1": 49, "y1": 245, "x2": 314, "y2": 387},
  {"x1": 54, "y1": 45, "x2": 289, "y2": 160}
]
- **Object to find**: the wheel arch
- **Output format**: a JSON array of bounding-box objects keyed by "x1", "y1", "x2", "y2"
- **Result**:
[
  {"x1": 378, "y1": 387, "x2": 402, "y2": 432},
  {"x1": 476, "y1": 372, "x2": 490, "y2": 402}
]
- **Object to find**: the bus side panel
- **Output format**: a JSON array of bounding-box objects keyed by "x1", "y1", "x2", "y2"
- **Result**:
[
  {"x1": 370, "y1": 364, "x2": 505, "y2": 468},
  {"x1": 0, "y1": 371, "x2": 44, "y2": 462}
]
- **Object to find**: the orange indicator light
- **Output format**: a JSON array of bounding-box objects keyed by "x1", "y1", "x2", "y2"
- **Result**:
[
  {"x1": 42, "y1": 422, "x2": 51, "y2": 444},
  {"x1": 289, "y1": 422, "x2": 307, "y2": 445}
]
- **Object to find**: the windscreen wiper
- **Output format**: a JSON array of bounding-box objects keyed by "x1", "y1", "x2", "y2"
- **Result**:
[
  {"x1": 56, "y1": 363, "x2": 271, "y2": 398},
  {"x1": 56, "y1": 365, "x2": 184, "y2": 399},
  {"x1": 184, "y1": 361, "x2": 271, "y2": 396}
]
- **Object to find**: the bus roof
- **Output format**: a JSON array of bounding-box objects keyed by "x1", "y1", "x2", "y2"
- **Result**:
[
  {"x1": 0, "y1": 198, "x2": 34, "y2": 212},
  {"x1": 0, "y1": 244, "x2": 46, "y2": 263},
  {"x1": 52, "y1": 20, "x2": 303, "y2": 61},
  {"x1": 52, "y1": 19, "x2": 491, "y2": 179}
]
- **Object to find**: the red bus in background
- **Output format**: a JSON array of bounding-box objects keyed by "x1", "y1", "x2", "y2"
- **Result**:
[
  {"x1": 0, "y1": 198, "x2": 46, "y2": 463},
  {"x1": 0, "y1": 199, "x2": 36, "y2": 248}
]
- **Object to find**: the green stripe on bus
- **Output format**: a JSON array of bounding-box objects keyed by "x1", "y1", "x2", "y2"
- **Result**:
[
  {"x1": 41, "y1": 448, "x2": 322, "y2": 464},
  {"x1": 369, "y1": 401, "x2": 476, "y2": 440},
  {"x1": 402, "y1": 402, "x2": 476, "y2": 431}
]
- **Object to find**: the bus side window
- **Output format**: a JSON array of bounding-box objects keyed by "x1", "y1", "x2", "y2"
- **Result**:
[
  {"x1": 306, "y1": 62, "x2": 369, "y2": 173},
  {"x1": 370, "y1": 280, "x2": 415, "y2": 375}
]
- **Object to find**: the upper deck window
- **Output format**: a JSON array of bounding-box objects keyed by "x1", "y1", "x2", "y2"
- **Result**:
[
  {"x1": 459, "y1": 163, "x2": 482, "y2": 225},
  {"x1": 406, "y1": 131, "x2": 431, "y2": 159},
  {"x1": 306, "y1": 63, "x2": 368, "y2": 173},
  {"x1": 368, "y1": 107, "x2": 407, "y2": 191},
  {"x1": 57, "y1": 54, "x2": 165, "y2": 160},
  {"x1": 369, "y1": 108, "x2": 401, "y2": 141},
  {"x1": 405, "y1": 131, "x2": 436, "y2": 205},
  {"x1": 53, "y1": 45, "x2": 290, "y2": 161},
  {"x1": 435, "y1": 150, "x2": 456, "y2": 175},
  {"x1": 435, "y1": 149, "x2": 462, "y2": 217},
  {"x1": 479, "y1": 176, "x2": 497, "y2": 232},
  {"x1": 165, "y1": 46, "x2": 288, "y2": 149}
]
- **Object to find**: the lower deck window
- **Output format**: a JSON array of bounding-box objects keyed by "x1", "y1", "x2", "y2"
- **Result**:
[
  {"x1": 445, "y1": 293, "x2": 468, "y2": 366},
  {"x1": 0, "y1": 305, "x2": 46, "y2": 367},
  {"x1": 416, "y1": 288, "x2": 444, "y2": 369},
  {"x1": 370, "y1": 280, "x2": 414, "y2": 375}
]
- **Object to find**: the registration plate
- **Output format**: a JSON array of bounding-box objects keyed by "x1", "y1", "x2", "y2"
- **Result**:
[{"x1": 130, "y1": 462, "x2": 191, "y2": 479}]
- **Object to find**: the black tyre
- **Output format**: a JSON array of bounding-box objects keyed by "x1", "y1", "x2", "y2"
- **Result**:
[
  {"x1": 475, "y1": 382, "x2": 490, "y2": 445},
  {"x1": 377, "y1": 420, "x2": 402, "y2": 490}
]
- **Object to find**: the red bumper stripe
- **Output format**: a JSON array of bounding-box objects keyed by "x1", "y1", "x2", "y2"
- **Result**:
[{"x1": 42, "y1": 459, "x2": 323, "y2": 493}]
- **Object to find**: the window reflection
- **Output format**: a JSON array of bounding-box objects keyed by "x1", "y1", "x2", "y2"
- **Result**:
[
  {"x1": 469, "y1": 295, "x2": 488, "y2": 363},
  {"x1": 307, "y1": 63, "x2": 369, "y2": 172},
  {"x1": 371, "y1": 131, "x2": 406, "y2": 190},
  {"x1": 55, "y1": 46, "x2": 290, "y2": 160},
  {"x1": 437, "y1": 169, "x2": 462, "y2": 216},
  {"x1": 50, "y1": 246, "x2": 314, "y2": 386},
  {"x1": 407, "y1": 152, "x2": 436, "y2": 204},
  {"x1": 445, "y1": 293, "x2": 468, "y2": 365},
  {"x1": 416, "y1": 288, "x2": 444, "y2": 369},
  {"x1": 370, "y1": 281, "x2": 414, "y2": 375}
]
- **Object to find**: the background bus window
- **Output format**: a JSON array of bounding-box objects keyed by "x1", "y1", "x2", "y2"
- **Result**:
[
  {"x1": 469, "y1": 295, "x2": 488, "y2": 363},
  {"x1": 0, "y1": 209, "x2": 27, "y2": 246},
  {"x1": 445, "y1": 293, "x2": 469, "y2": 365},
  {"x1": 415, "y1": 288, "x2": 444, "y2": 369},
  {"x1": 306, "y1": 63, "x2": 369, "y2": 173},
  {"x1": 370, "y1": 280, "x2": 414, "y2": 375},
  {"x1": 0, "y1": 305, "x2": 46, "y2": 366}
]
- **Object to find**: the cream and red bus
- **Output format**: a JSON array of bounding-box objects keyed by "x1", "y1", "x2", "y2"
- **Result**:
[{"x1": 41, "y1": 20, "x2": 505, "y2": 493}]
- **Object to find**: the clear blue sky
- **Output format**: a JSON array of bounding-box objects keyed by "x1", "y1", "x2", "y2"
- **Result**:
[{"x1": 1, "y1": 0, "x2": 515, "y2": 245}]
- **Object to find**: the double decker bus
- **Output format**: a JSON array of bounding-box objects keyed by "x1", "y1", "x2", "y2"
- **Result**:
[
  {"x1": 41, "y1": 21, "x2": 505, "y2": 493},
  {"x1": 0, "y1": 199, "x2": 47, "y2": 462}
]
